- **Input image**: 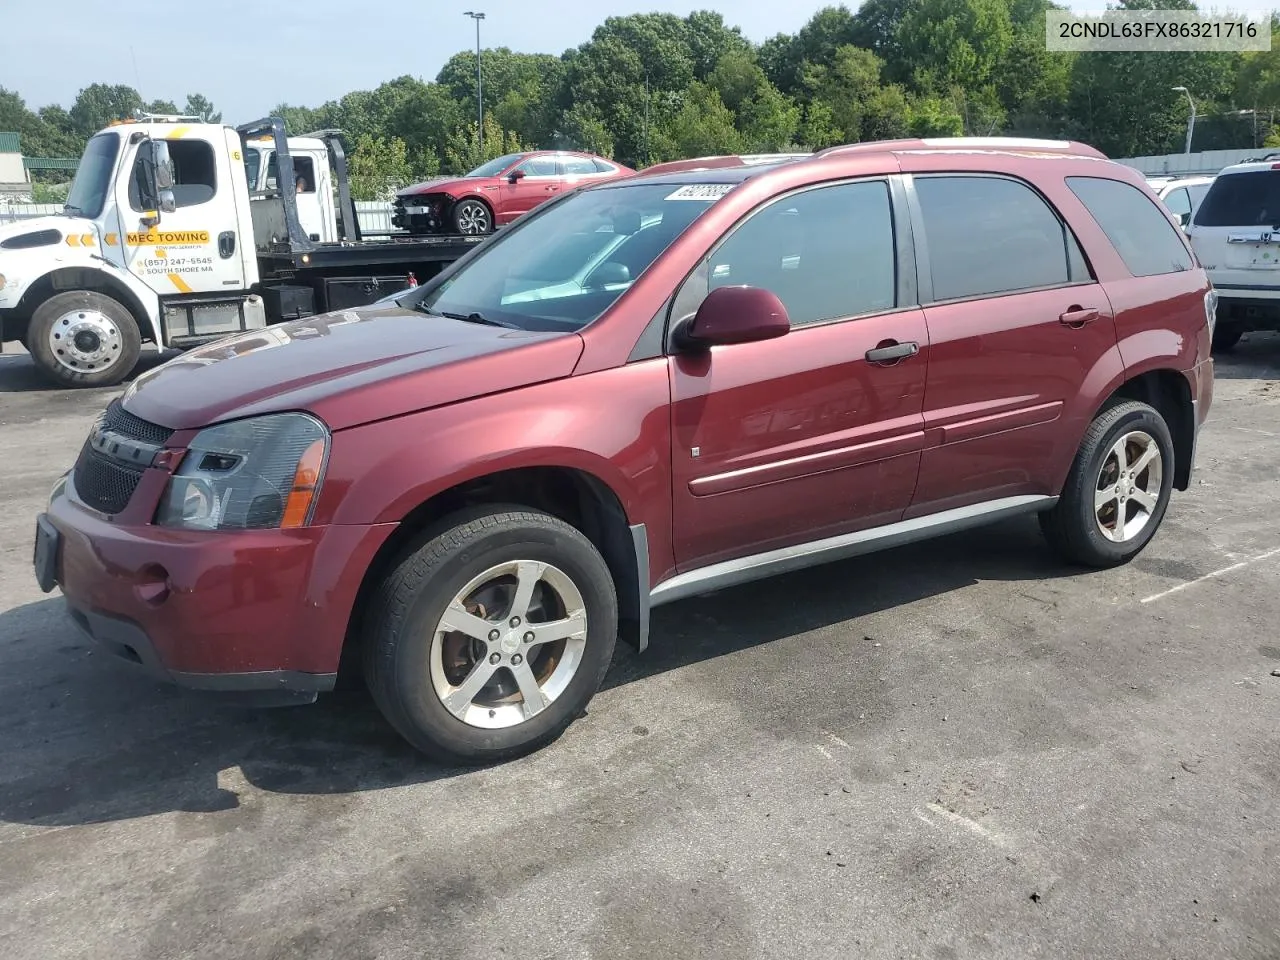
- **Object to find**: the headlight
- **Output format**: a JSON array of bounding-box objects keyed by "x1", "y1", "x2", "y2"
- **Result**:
[{"x1": 154, "y1": 413, "x2": 329, "y2": 531}]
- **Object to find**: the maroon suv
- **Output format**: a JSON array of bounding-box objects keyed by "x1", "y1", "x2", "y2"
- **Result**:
[
  {"x1": 392, "y1": 150, "x2": 634, "y2": 235},
  {"x1": 35, "y1": 137, "x2": 1215, "y2": 763}
]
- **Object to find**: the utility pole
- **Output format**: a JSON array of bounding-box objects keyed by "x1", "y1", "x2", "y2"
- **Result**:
[
  {"x1": 644, "y1": 71, "x2": 650, "y2": 168},
  {"x1": 464, "y1": 11, "x2": 486, "y2": 161},
  {"x1": 1172, "y1": 85, "x2": 1196, "y2": 154}
]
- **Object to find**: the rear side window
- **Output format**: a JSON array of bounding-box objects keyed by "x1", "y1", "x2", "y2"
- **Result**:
[
  {"x1": 915, "y1": 175, "x2": 1090, "y2": 302},
  {"x1": 1193, "y1": 170, "x2": 1280, "y2": 227},
  {"x1": 1067, "y1": 176, "x2": 1193, "y2": 276},
  {"x1": 1164, "y1": 187, "x2": 1191, "y2": 220}
]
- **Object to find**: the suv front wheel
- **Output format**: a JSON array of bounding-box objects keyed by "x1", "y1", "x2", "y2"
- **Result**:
[
  {"x1": 1040, "y1": 400, "x2": 1175, "y2": 568},
  {"x1": 363, "y1": 506, "x2": 618, "y2": 763}
]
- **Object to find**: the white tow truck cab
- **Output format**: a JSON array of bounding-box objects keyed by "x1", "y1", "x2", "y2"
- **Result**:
[{"x1": 0, "y1": 114, "x2": 485, "y2": 387}]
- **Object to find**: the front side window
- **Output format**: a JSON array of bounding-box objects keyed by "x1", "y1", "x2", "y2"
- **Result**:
[
  {"x1": 129, "y1": 138, "x2": 217, "y2": 210},
  {"x1": 243, "y1": 147, "x2": 262, "y2": 190},
  {"x1": 65, "y1": 132, "x2": 120, "y2": 219},
  {"x1": 695, "y1": 180, "x2": 898, "y2": 326},
  {"x1": 467, "y1": 153, "x2": 525, "y2": 178},
  {"x1": 417, "y1": 181, "x2": 726, "y2": 331},
  {"x1": 1164, "y1": 188, "x2": 1191, "y2": 220},
  {"x1": 1068, "y1": 175, "x2": 1193, "y2": 277},
  {"x1": 516, "y1": 156, "x2": 559, "y2": 177},
  {"x1": 915, "y1": 175, "x2": 1089, "y2": 302}
]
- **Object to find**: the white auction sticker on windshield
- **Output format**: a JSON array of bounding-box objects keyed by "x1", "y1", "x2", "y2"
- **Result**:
[{"x1": 665, "y1": 184, "x2": 734, "y2": 201}]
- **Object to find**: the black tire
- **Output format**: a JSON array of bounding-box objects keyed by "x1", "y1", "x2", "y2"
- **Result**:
[
  {"x1": 452, "y1": 198, "x2": 493, "y2": 235},
  {"x1": 1212, "y1": 323, "x2": 1243, "y2": 352},
  {"x1": 363, "y1": 506, "x2": 618, "y2": 764},
  {"x1": 1040, "y1": 400, "x2": 1175, "y2": 568},
  {"x1": 27, "y1": 290, "x2": 142, "y2": 388}
]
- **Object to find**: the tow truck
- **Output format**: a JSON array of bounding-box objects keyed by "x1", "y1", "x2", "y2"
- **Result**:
[{"x1": 0, "y1": 114, "x2": 488, "y2": 387}]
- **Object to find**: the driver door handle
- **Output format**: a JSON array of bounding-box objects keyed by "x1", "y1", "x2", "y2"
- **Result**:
[
  {"x1": 865, "y1": 340, "x2": 919, "y2": 364},
  {"x1": 1059, "y1": 306, "x2": 1100, "y2": 327}
]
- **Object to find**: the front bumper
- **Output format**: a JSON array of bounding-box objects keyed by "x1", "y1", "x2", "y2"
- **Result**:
[{"x1": 40, "y1": 478, "x2": 396, "y2": 698}]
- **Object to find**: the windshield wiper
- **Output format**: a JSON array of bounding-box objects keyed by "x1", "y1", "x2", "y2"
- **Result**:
[
  {"x1": 63, "y1": 204, "x2": 83, "y2": 216},
  {"x1": 438, "y1": 309, "x2": 521, "y2": 330}
]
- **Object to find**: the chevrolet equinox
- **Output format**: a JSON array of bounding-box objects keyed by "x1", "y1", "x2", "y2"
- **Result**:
[{"x1": 34, "y1": 137, "x2": 1216, "y2": 763}]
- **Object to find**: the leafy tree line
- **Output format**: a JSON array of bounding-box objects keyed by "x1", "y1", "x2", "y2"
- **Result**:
[{"x1": 6, "y1": 1, "x2": 1280, "y2": 201}]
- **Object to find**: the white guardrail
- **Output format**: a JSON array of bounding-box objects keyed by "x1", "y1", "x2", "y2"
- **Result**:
[{"x1": 1, "y1": 200, "x2": 400, "y2": 233}]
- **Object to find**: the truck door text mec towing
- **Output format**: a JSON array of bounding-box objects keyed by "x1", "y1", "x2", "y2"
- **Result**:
[{"x1": 0, "y1": 113, "x2": 488, "y2": 387}]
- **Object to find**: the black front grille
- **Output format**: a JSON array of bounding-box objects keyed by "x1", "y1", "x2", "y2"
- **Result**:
[
  {"x1": 74, "y1": 446, "x2": 145, "y2": 515},
  {"x1": 70, "y1": 400, "x2": 170, "y2": 515},
  {"x1": 101, "y1": 399, "x2": 173, "y2": 446}
]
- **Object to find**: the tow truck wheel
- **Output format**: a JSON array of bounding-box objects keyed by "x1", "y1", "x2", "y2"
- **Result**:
[
  {"x1": 452, "y1": 199, "x2": 493, "y2": 236},
  {"x1": 28, "y1": 291, "x2": 142, "y2": 389}
]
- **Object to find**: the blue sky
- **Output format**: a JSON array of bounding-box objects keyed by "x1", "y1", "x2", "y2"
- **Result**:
[{"x1": 3, "y1": 0, "x2": 1277, "y2": 122}]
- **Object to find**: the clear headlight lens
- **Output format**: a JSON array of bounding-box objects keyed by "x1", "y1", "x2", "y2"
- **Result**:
[{"x1": 154, "y1": 413, "x2": 329, "y2": 531}]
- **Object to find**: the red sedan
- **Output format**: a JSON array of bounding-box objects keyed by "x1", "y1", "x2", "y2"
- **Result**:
[{"x1": 392, "y1": 150, "x2": 635, "y2": 236}]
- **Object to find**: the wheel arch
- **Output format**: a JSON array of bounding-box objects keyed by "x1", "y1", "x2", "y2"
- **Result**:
[
  {"x1": 17, "y1": 266, "x2": 160, "y2": 344},
  {"x1": 339, "y1": 464, "x2": 649, "y2": 686},
  {"x1": 1093, "y1": 367, "x2": 1195, "y2": 491}
]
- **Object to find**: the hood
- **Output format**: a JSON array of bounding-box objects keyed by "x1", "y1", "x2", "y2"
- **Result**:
[
  {"x1": 397, "y1": 176, "x2": 489, "y2": 197},
  {"x1": 0, "y1": 214, "x2": 85, "y2": 247},
  {"x1": 120, "y1": 304, "x2": 585, "y2": 433}
]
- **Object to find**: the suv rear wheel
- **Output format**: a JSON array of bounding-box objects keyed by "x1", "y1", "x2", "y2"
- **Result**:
[
  {"x1": 363, "y1": 506, "x2": 618, "y2": 763},
  {"x1": 1040, "y1": 400, "x2": 1175, "y2": 568}
]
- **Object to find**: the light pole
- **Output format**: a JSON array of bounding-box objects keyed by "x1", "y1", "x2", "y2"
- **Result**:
[
  {"x1": 464, "y1": 11, "x2": 485, "y2": 162},
  {"x1": 1172, "y1": 85, "x2": 1197, "y2": 154}
]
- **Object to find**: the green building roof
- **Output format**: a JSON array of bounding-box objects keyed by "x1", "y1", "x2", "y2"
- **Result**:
[
  {"x1": 24, "y1": 157, "x2": 79, "y2": 171},
  {"x1": 0, "y1": 132, "x2": 20, "y2": 153}
]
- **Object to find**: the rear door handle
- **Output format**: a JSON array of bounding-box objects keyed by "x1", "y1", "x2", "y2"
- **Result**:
[
  {"x1": 1059, "y1": 306, "x2": 1100, "y2": 327},
  {"x1": 865, "y1": 340, "x2": 919, "y2": 363}
]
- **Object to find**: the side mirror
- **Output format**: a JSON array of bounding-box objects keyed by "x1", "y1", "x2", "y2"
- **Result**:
[
  {"x1": 678, "y1": 285, "x2": 790, "y2": 350},
  {"x1": 1178, "y1": 211, "x2": 1190, "y2": 227},
  {"x1": 138, "y1": 139, "x2": 176, "y2": 224},
  {"x1": 586, "y1": 261, "x2": 630, "y2": 288},
  {"x1": 508, "y1": 169, "x2": 526, "y2": 183}
]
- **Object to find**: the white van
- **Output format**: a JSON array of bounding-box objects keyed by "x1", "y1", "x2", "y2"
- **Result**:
[
  {"x1": 1155, "y1": 176, "x2": 1214, "y2": 228},
  {"x1": 1186, "y1": 155, "x2": 1280, "y2": 350}
]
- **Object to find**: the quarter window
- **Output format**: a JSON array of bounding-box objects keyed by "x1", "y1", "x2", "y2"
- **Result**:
[
  {"x1": 1067, "y1": 176, "x2": 1193, "y2": 276},
  {"x1": 696, "y1": 180, "x2": 898, "y2": 327},
  {"x1": 915, "y1": 175, "x2": 1090, "y2": 302}
]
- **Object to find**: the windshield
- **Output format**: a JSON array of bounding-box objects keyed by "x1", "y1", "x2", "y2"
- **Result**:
[
  {"x1": 64, "y1": 132, "x2": 120, "y2": 218},
  {"x1": 467, "y1": 153, "x2": 524, "y2": 178},
  {"x1": 1194, "y1": 171, "x2": 1280, "y2": 227},
  {"x1": 418, "y1": 181, "x2": 730, "y2": 331}
]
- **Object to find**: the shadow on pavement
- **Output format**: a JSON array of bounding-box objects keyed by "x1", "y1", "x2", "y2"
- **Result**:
[
  {"x1": 0, "y1": 343, "x2": 168, "y2": 394},
  {"x1": 1212, "y1": 331, "x2": 1280, "y2": 381},
  {"x1": 0, "y1": 515, "x2": 1088, "y2": 828}
]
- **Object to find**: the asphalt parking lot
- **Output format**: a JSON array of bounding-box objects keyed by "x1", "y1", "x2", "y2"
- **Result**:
[{"x1": 1, "y1": 339, "x2": 1278, "y2": 960}]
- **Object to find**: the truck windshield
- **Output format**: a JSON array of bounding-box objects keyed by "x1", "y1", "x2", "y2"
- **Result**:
[
  {"x1": 64, "y1": 132, "x2": 120, "y2": 218},
  {"x1": 417, "y1": 181, "x2": 730, "y2": 332}
]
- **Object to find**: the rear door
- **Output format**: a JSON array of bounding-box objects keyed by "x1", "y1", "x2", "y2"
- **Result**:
[
  {"x1": 669, "y1": 177, "x2": 930, "y2": 571},
  {"x1": 904, "y1": 172, "x2": 1117, "y2": 517},
  {"x1": 1188, "y1": 168, "x2": 1280, "y2": 293}
]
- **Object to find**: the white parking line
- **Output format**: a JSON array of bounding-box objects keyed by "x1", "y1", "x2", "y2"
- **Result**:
[{"x1": 1140, "y1": 545, "x2": 1280, "y2": 604}]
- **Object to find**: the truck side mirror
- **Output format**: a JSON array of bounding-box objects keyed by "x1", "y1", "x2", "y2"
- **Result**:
[{"x1": 139, "y1": 139, "x2": 177, "y2": 225}]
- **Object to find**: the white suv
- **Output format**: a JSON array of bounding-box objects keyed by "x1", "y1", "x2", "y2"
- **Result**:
[
  {"x1": 1155, "y1": 176, "x2": 1214, "y2": 228},
  {"x1": 1186, "y1": 156, "x2": 1280, "y2": 350}
]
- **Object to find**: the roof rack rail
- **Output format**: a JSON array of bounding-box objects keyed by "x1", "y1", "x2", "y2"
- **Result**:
[
  {"x1": 1238, "y1": 152, "x2": 1280, "y2": 163},
  {"x1": 636, "y1": 153, "x2": 811, "y2": 176},
  {"x1": 818, "y1": 136, "x2": 1108, "y2": 160}
]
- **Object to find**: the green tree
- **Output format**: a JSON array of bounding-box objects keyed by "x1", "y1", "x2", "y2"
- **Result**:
[
  {"x1": 68, "y1": 83, "x2": 144, "y2": 135},
  {"x1": 184, "y1": 93, "x2": 222, "y2": 122},
  {"x1": 443, "y1": 114, "x2": 526, "y2": 173},
  {"x1": 556, "y1": 103, "x2": 616, "y2": 158},
  {"x1": 802, "y1": 46, "x2": 910, "y2": 144},
  {"x1": 144, "y1": 99, "x2": 179, "y2": 114},
  {"x1": 348, "y1": 134, "x2": 418, "y2": 200},
  {"x1": 709, "y1": 51, "x2": 800, "y2": 150},
  {"x1": 652, "y1": 83, "x2": 743, "y2": 161}
]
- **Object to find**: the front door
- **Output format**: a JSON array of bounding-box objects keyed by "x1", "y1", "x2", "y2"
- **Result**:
[
  {"x1": 109, "y1": 132, "x2": 247, "y2": 298},
  {"x1": 669, "y1": 178, "x2": 930, "y2": 571},
  {"x1": 904, "y1": 173, "x2": 1118, "y2": 517},
  {"x1": 497, "y1": 155, "x2": 561, "y2": 224}
]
